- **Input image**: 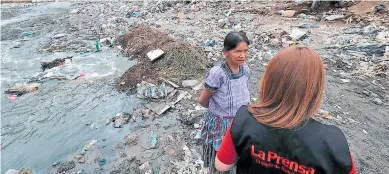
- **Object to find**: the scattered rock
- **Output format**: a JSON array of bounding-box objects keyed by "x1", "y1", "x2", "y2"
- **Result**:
[
  {"x1": 362, "y1": 90, "x2": 371, "y2": 96},
  {"x1": 11, "y1": 42, "x2": 22, "y2": 48},
  {"x1": 56, "y1": 161, "x2": 76, "y2": 173},
  {"x1": 143, "y1": 150, "x2": 153, "y2": 158},
  {"x1": 340, "y1": 79, "x2": 351, "y2": 83},
  {"x1": 376, "y1": 31, "x2": 389, "y2": 42},
  {"x1": 121, "y1": 153, "x2": 127, "y2": 158},
  {"x1": 371, "y1": 93, "x2": 379, "y2": 98},
  {"x1": 100, "y1": 37, "x2": 113, "y2": 47},
  {"x1": 74, "y1": 155, "x2": 85, "y2": 163},
  {"x1": 124, "y1": 133, "x2": 138, "y2": 146},
  {"x1": 83, "y1": 139, "x2": 97, "y2": 151},
  {"x1": 106, "y1": 119, "x2": 111, "y2": 125},
  {"x1": 69, "y1": 9, "x2": 79, "y2": 14},
  {"x1": 194, "y1": 130, "x2": 201, "y2": 139},
  {"x1": 141, "y1": 109, "x2": 151, "y2": 116},
  {"x1": 5, "y1": 169, "x2": 19, "y2": 174},
  {"x1": 281, "y1": 10, "x2": 296, "y2": 17},
  {"x1": 115, "y1": 142, "x2": 125, "y2": 150},
  {"x1": 53, "y1": 34, "x2": 66, "y2": 39},
  {"x1": 113, "y1": 112, "x2": 131, "y2": 128},
  {"x1": 194, "y1": 123, "x2": 200, "y2": 129},
  {"x1": 145, "y1": 102, "x2": 171, "y2": 116},
  {"x1": 128, "y1": 154, "x2": 136, "y2": 161},
  {"x1": 183, "y1": 145, "x2": 189, "y2": 151},
  {"x1": 76, "y1": 170, "x2": 83, "y2": 174},
  {"x1": 182, "y1": 80, "x2": 199, "y2": 88},
  {"x1": 373, "y1": 98, "x2": 383, "y2": 105},
  {"x1": 363, "y1": 129, "x2": 369, "y2": 134},
  {"x1": 139, "y1": 161, "x2": 153, "y2": 174}
]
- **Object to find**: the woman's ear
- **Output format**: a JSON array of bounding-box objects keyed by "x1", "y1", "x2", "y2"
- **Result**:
[{"x1": 223, "y1": 50, "x2": 229, "y2": 58}]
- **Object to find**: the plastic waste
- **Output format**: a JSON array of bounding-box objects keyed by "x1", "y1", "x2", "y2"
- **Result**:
[
  {"x1": 23, "y1": 31, "x2": 33, "y2": 36},
  {"x1": 298, "y1": 24, "x2": 319, "y2": 29},
  {"x1": 132, "y1": 11, "x2": 141, "y2": 17},
  {"x1": 95, "y1": 40, "x2": 101, "y2": 52},
  {"x1": 136, "y1": 81, "x2": 167, "y2": 99},
  {"x1": 151, "y1": 135, "x2": 157, "y2": 148},
  {"x1": 120, "y1": 30, "x2": 126, "y2": 35},
  {"x1": 99, "y1": 159, "x2": 107, "y2": 166},
  {"x1": 266, "y1": 50, "x2": 277, "y2": 57},
  {"x1": 8, "y1": 94, "x2": 17, "y2": 100},
  {"x1": 201, "y1": 40, "x2": 217, "y2": 47},
  {"x1": 374, "y1": 4, "x2": 385, "y2": 12}
]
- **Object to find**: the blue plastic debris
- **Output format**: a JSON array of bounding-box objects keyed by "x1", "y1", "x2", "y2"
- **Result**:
[
  {"x1": 133, "y1": 11, "x2": 141, "y2": 17},
  {"x1": 151, "y1": 135, "x2": 157, "y2": 148},
  {"x1": 201, "y1": 40, "x2": 217, "y2": 47},
  {"x1": 99, "y1": 159, "x2": 107, "y2": 166},
  {"x1": 23, "y1": 31, "x2": 33, "y2": 36}
]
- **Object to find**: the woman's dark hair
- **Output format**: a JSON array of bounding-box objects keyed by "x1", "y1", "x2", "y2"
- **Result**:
[{"x1": 223, "y1": 31, "x2": 250, "y2": 51}]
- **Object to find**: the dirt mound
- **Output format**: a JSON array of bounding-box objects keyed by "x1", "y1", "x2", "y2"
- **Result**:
[
  {"x1": 116, "y1": 25, "x2": 208, "y2": 93},
  {"x1": 117, "y1": 61, "x2": 161, "y2": 92},
  {"x1": 117, "y1": 24, "x2": 175, "y2": 59}
]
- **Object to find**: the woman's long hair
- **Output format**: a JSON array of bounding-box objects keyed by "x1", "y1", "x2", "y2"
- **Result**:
[{"x1": 248, "y1": 46, "x2": 325, "y2": 129}]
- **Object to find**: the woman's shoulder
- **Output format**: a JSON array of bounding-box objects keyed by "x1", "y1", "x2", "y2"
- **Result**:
[
  {"x1": 309, "y1": 120, "x2": 350, "y2": 151},
  {"x1": 208, "y1": 62, "x2": 225, "y2": 74}
]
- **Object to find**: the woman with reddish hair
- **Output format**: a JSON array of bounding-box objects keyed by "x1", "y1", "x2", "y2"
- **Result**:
[{"x1": 215, "y1": 46, "x2": 357, "y2": 174}]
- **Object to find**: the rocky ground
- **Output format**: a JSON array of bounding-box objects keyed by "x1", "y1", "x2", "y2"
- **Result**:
[{"x1": 1, "y1": 1, "x2": 389, "y2": 174}]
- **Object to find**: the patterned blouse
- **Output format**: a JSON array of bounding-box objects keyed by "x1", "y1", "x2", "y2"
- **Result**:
[{"x1": 204, "y1": 61, "x2": 251, "y2": 117}]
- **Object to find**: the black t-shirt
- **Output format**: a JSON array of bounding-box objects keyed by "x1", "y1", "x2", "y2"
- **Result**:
[{"x1": 230, "y1": 106, "x2": 353, "y2": 174}]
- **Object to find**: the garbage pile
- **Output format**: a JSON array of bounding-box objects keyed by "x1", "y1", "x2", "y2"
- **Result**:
[
  {"x1": 116, "y1": 24, "x2": 208, "y2": 93},
  {"x1": 40, "y1": 56, "x2": 73, "y2": 72}
]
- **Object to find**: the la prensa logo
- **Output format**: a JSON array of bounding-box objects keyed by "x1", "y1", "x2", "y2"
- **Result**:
[{"x1": 251, "y1": 145, "x2": 315, "y2": 174}]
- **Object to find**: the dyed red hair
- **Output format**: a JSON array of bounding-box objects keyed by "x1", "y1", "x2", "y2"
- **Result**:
[{"x1": 248, "y1": 46, "x2": 325, "y2": 129}]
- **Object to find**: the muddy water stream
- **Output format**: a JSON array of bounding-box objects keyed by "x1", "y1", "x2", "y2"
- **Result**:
[{"x1": 0, "y1": 3, "x2": 141, "y2": 173}]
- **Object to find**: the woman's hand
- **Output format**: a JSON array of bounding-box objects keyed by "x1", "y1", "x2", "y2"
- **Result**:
[{"x1": 198, "y1": 89, "x2": 214, "y2": 108}]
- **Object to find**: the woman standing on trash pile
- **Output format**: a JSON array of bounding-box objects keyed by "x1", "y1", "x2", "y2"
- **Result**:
[
  {"x1": 215, "y1": 46, "x2": 357, "y2": 174},
  {"x1": 198, "y1": 31, "x2": 251, "y2": 174}
]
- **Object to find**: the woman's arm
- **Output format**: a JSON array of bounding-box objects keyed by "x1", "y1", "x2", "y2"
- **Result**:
[
  {"x1": 215, "y1": 123, "x2": 238, "y2": 171},
  {"x1": 198, "y1": 89, "x2": 214, "y2": 108},
  {"x1": 215, "y1": 156, "x2": 237, "y2": 172}
]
